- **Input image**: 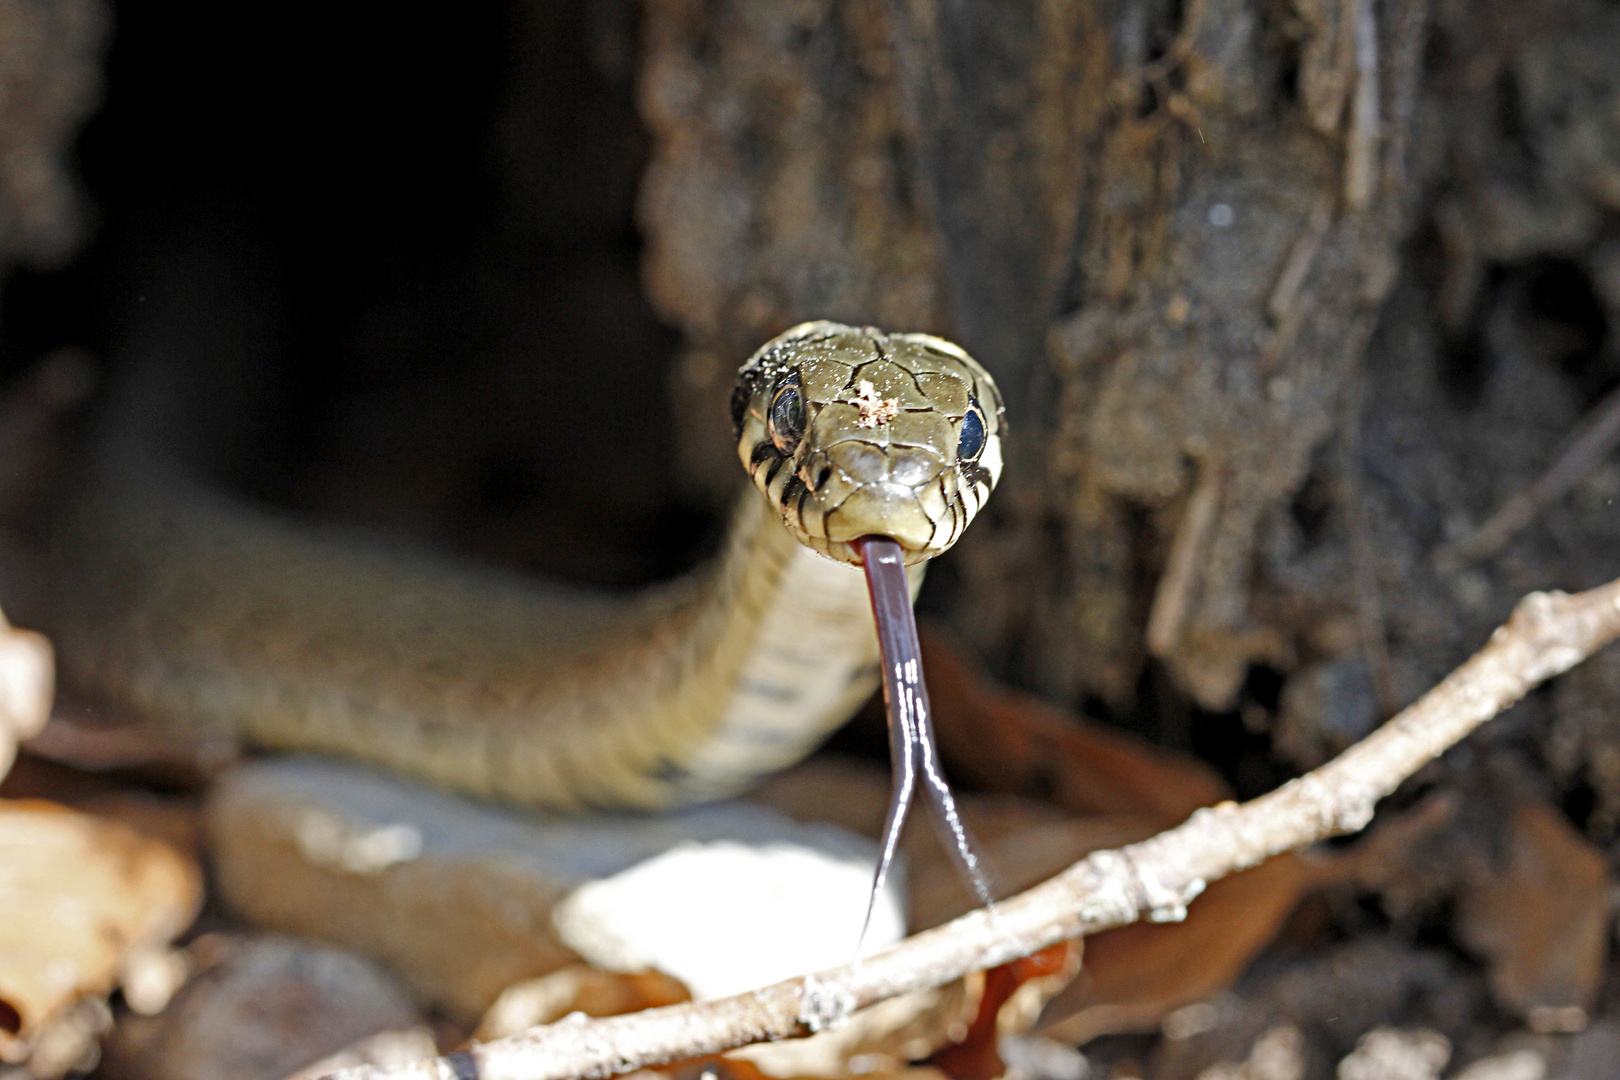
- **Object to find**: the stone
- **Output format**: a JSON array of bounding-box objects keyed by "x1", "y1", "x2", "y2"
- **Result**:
[
  {"x1": 99, "y1": 934, "x2": 422, "y2": 1080},
  {"x1": 207, "y1": 757, "x2": 903, "y2": 1018}
]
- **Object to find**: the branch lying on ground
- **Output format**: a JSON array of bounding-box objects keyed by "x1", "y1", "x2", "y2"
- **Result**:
[
  {"x1": 1436, "y1": 381, "x2": 1620, "y2": 570},
  {"x1": 327, "y1": 579, "x2": 1620, "y2": 1080}
]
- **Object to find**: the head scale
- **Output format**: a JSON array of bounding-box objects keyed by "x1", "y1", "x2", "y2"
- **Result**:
[{"x1": 732, "y1": 321, "x2": 1005, "y2": 566}]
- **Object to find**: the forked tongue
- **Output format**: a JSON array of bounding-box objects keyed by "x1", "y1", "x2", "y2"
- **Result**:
[{"x1": 853, "y1": 535, "x2": 995, "y2": 958}]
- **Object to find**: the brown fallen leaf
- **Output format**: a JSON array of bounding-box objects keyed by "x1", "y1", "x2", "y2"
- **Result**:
[
  {"x1": 762, "y1": 632, "x2": 1320, "y2": 1056},
  {"x1": 659, "y1": 1055, "x2": 950, "y2": 1080},
  {"x1": 1327, "y1": 782, "x2": 1611, "y2": 1033},
  {"x1": 1037, "y1": 853, "x2": 1315, "y2": 1046},
  {"x1": 926, "y1": 942, "x2": 1082, "y2": 1080},
  {"x1": 753, "y1": 758, "x2": 1315, "y2": 1049},
  {"x1": 920, "y1": 629, "x2": 1230, "y2": 823},
  {"x1": 0, "y1": 799, "x2": 201, "y2": 1071},
  {"x1": 1457, "y1": 797, "x2": 1610, "y2": 1032},
  {"x1": 920, "y1": 628, "x2": 1325, "y2": 1046},
  {"x1": 748, "y1": 756, "x2": 1163, "y2": 932},
  {"x1": 1331, "y1": 788, "x2": 1464, "y2": 924}
]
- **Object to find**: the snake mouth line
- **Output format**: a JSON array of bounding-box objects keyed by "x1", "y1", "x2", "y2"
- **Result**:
[
  {"x1": 799, "y1": 476, "x2": 961, "y2": 554},
  {"x1": 853, "y1": 533, "x2": 898, "y2": 564}
]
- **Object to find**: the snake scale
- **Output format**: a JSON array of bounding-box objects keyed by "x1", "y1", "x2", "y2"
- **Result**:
[{"x1": 40, "y1": 321, "x2": 1005, "y2": 815}]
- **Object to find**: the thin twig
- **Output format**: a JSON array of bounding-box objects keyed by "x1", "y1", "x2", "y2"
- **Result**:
[
  {"x1": 1378, "y1": 0, "x2": 1432, "y2": 203},
  {"x1": 325, "y1": 578, "x2": 1620, "y2": 1080},
  {"x1": 1258, "y1": 295, "x2": 1312, "y2": 376},
  {"x1": 1344, "y1": 0, "x2": 1381, "y2": 211},
  {"x1": 1339, "y1": 378, "x2": 1400, "y2": 718},
  {"x1": 1146, "y1": 455, "x2": 1224, "y2": 658},
  {"x1": 1267, "y1": 194, "x2": 1335, "y2": 324},
  {"x1": 1435, "y1": 380, "x2": 1620, "y2": 570}
]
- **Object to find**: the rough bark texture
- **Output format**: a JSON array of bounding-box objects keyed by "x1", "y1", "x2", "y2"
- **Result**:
[
  {"x1": 0, "y1": 0, "x2": 104, "y2": 269},
  {"x1": 638, "y1": 0, "x2": 1620, "y2": 764},
  {"x1": 638, "y1": 0, "x2": 1425, "y2": 717}
]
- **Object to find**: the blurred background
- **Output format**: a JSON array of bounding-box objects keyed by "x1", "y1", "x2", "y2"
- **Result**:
[{"x1": 3, "y1": 0, "x2": 1620, "y2": 1077}]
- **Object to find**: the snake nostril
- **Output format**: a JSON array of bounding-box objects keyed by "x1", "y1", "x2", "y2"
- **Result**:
[{"x1": 816, "y1": 464, "x2": 833, "y2": 489}]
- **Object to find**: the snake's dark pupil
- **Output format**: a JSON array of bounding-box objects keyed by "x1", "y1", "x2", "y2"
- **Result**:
[
  {"x1": 771, "y1": 380, "x2": 805, "y2": 452},
  {"x1": 958, "y1": 404, "x2": 986, "y2": 461}
]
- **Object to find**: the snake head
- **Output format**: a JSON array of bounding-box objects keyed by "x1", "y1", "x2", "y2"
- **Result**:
[{"x1": 733, "y1": 321, "x2": 1005, "y2": 566}]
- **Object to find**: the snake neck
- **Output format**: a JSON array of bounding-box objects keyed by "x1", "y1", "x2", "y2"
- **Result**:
[{"x1": 41, "y1": 454, "x2": 921, "y2": 811}]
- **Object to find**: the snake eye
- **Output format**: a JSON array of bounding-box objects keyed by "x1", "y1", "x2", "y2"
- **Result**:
[
  {"x1": 770, "y1": 374, "x2": 806, "y2": 454},
  {"x1": 957, "y1": 399, "x2": 986, "y2": 462}
]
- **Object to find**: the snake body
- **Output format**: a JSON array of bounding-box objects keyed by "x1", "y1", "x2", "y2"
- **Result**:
[{"x1": 42, "y1": 322, "x2": 1004, "y2": 811}]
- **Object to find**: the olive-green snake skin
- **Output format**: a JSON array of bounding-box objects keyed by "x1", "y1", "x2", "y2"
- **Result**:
[{"x1": 42, "y1": 322, "x2": 1004, "y2": 812}]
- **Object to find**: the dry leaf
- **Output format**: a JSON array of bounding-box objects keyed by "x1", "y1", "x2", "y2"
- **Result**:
[
  {"x1": 755, "y1": 757, "x2": 1312, "y2": 1048},
  {"x1": 907, "y1": 805, "x2": 1163, "y2": 932},
  {"x1": 1039, "y1": 853, "x2": 1315, "y2": 1045},
  {"x1": 920, "y1": 630, "x2": 1229, "y2": 823},
  {"x1": 748, "y1": 756, "x2": 1161, "y2": 931},
  {"x1": 926, "y1": 942, "x2": 1082, "y2": 1080},
  {"x1": 659, "y1": 1055, "x2": 950, "y2": 1080},
  {"x1": 1329, "y1": 784, "x2": 1610, "y2": 1032},
  {"x1": 0, "y1": 753, "x2": 205, "y2": 860},
  {"x1": 758, "y1": 636, "x2": 1312, "y2": 1054},
  {"x1": 0, "y1": 799, "x2": 201, "y2": 1068},
  {"x1": 1457, "y1": 798, "x2": 1610, "y2": 1032}
]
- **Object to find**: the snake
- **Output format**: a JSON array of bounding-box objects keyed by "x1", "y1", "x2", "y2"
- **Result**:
[{"x1": 40, "y1": 321, "x2": 1006, "y2": 825}]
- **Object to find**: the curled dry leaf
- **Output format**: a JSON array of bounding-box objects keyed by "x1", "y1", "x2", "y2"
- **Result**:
[
  {"x1": 0, "y1": 611, "x2": 52, "y2": 782},
  {"x1": 925, "y1": 942, "x2": 1082, "y2": 1080},
  {"x1": 0, "y1": 800, "x2": 201, "y2": 1068},
  {"x1": 476, "y1": 967, "x2": 692, "y2": 1041}
]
